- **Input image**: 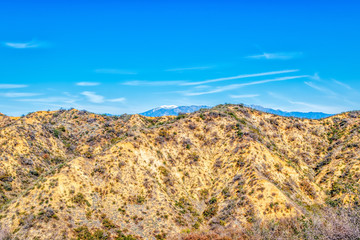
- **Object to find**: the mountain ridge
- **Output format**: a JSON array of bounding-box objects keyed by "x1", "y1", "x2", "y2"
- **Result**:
[{"x1": 139, "y1": 104, "x2": 334, "y2": 119}]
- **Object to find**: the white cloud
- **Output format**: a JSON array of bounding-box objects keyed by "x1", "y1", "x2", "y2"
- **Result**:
[
  {"x1": 288, "y1": 101, "x2": 342, "y2": 114},
  {"x1": 0, "y1": 92, "x2": 41, "y2": 97},
  {"x1": 0, "y1": 84, "x2": 28, "y2": 89},
  {"x1": 81, "y1": 91, "x2": 125, "y2": 104},
  {"x1": 76, "y1": 82, "x2": 100, "y2": 86},
  {"x1": 122, "y1": 80, "x2": 185, "y2": 86},
  {"x1": 95, "y1": 69, "x2": 137, "y2": 75},
  {"x1": 4, "y1": 40, "x2": 44, "y2": 49},
  {"x1": 230, "y1": 94, "x2": 259, "y2": 98},
  {"x1": 247, "y1": 52, "x2": 302, "y2": 60},
  {"x1": 333, "y1": 80, "x2": 352, "y2": 90},
  {"x1": 108, "y1": 98, "x2": 126, "y2": 102},
  {"x1": 16, "y1": 97, "x2": 76, "y2": 103},
  {"x1": 304, "y1": 81, "x2": 337, "y2": 96},
  {"x1": 267, "y1": 92, "x2": 343, "y2": 114},
  {"x1": 310, "y1": 73, "x2": 321, "y2": 81},
  {"x1": 81, "y1": 91, "x2": 105, "y2": 103},
  {"x1": 182, "y1": 69, "x2": 299, "y2": 86},
  {"x1": 184, "y1": 75, "x2": 308, "y2": 96},
  {"x1": 165, "y1": 66, "x2": 212, "y2": 72}
]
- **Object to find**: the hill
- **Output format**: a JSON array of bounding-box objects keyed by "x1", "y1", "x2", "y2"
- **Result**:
[{"x1": 0, "y1": 105, "x2": 359, "y2": 239}]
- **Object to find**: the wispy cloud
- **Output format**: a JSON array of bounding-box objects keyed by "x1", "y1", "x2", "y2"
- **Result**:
[
  {"x1": 81, "y1": 91, "x2": 126, "y2": 104},
  {"x1": 0, "y1": 84, "x2": 28, "y2": 89},
  {"x1": 310, "y1": 73, "x2": 321, "y2": 81},
  {"x1": 309, "y1": 74, "x2": 355, "y2": 94},
  {"x1": 247, "y1": 52, "x2": 302, "y2": 60},
  {"x1": 16, "y1": 97, "x2": 76, "y2": 103},
  {"x1": 268, "y1": 92, "x2": 342, "y2": 113},
  {"x1": 122, "y1": 80, "x2": 185, "y2": 86},
  {"x1": 165, "y1": 66, "x2": 213, "y2": 72},
  {"x1": 333, "y1": 80, "x2": 352, "y2": 90},
  {"x1": 183, "y1": 75, "x2": 307, "y2": 96},
  {"x1": 0, "y1": 92, "x2": 41, "y2": 97},
  {"x1": 81, "y1": 91, "x2": 104, "y2": 103},
  {"x1": 230, "y1": 94, "x2": 259, "y2": 98},
  {"x1": 3, "y1": 40, "x2": 45, "y2": 49},
  {"x1": 288, "y1": 101, "x2": 342, "y2": 113},
  {"x1": 108, "y1": 98, "x2": 126, "y2": 102},
  {"x1": 95, "y1": 69, "x2": 137, "y2": 75},
  {"x1": 76, "y1": 82, "x2": 100, "y2": 86},
  {"x1": 182, "y1": 69, "x2": 299, "y2": 86},
  {"x1": 304, "y1": 81, "x2": 337, "y2": 96}
]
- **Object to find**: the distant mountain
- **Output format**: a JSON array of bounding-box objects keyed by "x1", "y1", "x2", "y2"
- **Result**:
[
  {"x1": 140, "y1": 105, "x2": 210, "y2": 117},
  {"x1": 139, "y1": 104, "x2": 333, "y2": 119},
  {"x1": 247, "y1": 105, "x2": 333, "y2": 119}
]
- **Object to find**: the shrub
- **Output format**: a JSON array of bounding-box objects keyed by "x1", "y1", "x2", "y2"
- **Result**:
[
  {"x1": 102, "y1": 218, "x2": 115, "y2": 229},
  {"x1": 115, "y1": 230, "x2": 137, "y2": 240},
  {"x1": 203, "y1": 205, "x2": 218, "y2": 219},
  {"x1": 136, "y1": 195, "x2": 146, "y2": 204},
  {"x1": 72, "y1": 193, "x2": 91, "y2": 206}
]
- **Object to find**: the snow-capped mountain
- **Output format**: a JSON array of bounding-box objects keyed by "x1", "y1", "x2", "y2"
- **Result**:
[{"x1": 140, "y1": 105, "x2": 210, "y2": 117}]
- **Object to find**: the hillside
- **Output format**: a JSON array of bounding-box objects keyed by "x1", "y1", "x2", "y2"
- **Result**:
[{"x1": 0, "y1": 105, "x2": 359, "y2": 240}]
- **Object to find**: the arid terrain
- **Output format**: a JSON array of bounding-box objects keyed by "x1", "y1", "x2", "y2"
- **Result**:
[{"x1": 0, "y1": 104, "x2": 359, "y2": 240}]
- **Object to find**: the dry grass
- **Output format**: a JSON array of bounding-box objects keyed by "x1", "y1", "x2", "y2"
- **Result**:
[
  {"x1": 173, "y1": 205, "x2": 360, "y2": 240},
  {"x1": 0, "y1": 227, "x2": 11, "y2": 240}
]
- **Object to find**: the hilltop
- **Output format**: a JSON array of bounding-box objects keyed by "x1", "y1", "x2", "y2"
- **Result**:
[{"x1": 0, "y1": 105, "x2": 359, "y2": 240}]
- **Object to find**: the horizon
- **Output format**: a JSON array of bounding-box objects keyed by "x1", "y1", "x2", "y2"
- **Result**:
[
  {"x1": 2, "y1": 103, "x2": 355, "y2": 118},
  {"x1": 1, "y1": 0, "x2": 360, "y2": 116}
]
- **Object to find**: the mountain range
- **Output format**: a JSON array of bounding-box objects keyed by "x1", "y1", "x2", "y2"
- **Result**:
[
  {"x1": 140, "y1": 104, "x2": 333, "y2": 119},
  {"x1": 140, "y1": 105, "x2": 210, "y2": 117}
]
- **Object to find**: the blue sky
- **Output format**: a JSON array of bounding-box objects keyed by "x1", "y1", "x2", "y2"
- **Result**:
[{"x1": 1, "y1": 0, "x2": 359, "y2": 116}]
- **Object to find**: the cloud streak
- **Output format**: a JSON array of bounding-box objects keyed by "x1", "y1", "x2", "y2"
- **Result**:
[
  {"x1": 165, "y1": 66, "x2": 212, "y2": 72},
  {"x1": 76, "y1": 82, "x2": 100, "y2": 86},
  {"x1": 0, "y1": 84, "x2": 28, "y2": 89},
  {"x1": 247, "y1": 52, "x2": 302, "y2": 60},
  {"x1": 182, "y1": 69, "x2": 299, "y2": 86},
  {"x1": 0, "y1": 92, "x2": 41, "y2": 97},
  {"x1": 333, "y1": 80, "x2": 352, "y2": 90},
  {"x1": 16, "y1": 97, "x2": 76, "y2": 103},
  {"x1": 268, "y1": 92, "x2": 342, "y2": 114},
  {"x1": 288, "y1": 101, "x2": 341, "y2": 113},
  {"x1": 122, "y1": 80, "x2": 185, "y2": 86},
  {"x1": 108, "y1": 98, "x2": 126, "y2": 102},
  {"x1": 81, "y1": 91, "x2": 126, "y2": 104},
  {"x1": 4, "y1": 40, "x2": 45, "y2": 49},
  {"x1": 81, "y1": 91, "x2": 105, "y2": 103},
  {"x1": 230, "y1": 94, "x2": 259, "y2": 98},
  {"x1": 183, "y1": 75, "x2": 308, "y2": 96},
  {"x1": 304, "y1": 81, "x2": 337, "y2": 96},
  {"x1": 95, "y1": 69, "x2": 137, "y2": 75}
]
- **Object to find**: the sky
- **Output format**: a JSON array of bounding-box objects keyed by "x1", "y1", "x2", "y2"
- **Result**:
[{"x1": 1, "y1": 0, "x2": 360, "y2": 116}]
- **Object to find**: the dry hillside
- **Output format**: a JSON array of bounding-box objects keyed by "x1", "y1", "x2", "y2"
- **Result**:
[{"x1": 0, "y1": 104, "x2": 359, "y2": 240}]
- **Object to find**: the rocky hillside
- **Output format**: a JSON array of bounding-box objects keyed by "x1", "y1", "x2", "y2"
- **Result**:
[{"x1": 0, "y1": 105, "x2": 359, "y2": 240}]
